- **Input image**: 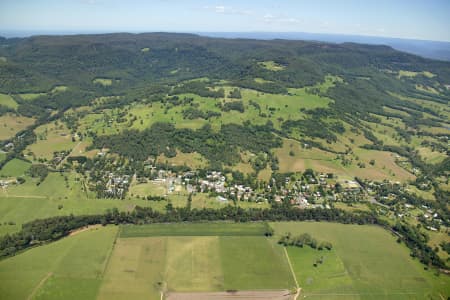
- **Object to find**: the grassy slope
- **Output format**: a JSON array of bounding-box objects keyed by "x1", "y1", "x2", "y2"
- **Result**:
[
  {"x1": 271, "y1": 222, "x2": 450, "y2": 299},
  {"x1": 0, "y1": 172, "x2": 159, "y2": 236},
  {"x1": 0, "y1": 158, "x2": 30, "y2": 177},
  {"x1": 27, "y1": 122, "x2": 77, "y2": 160},
  {"x1": 0, "y1": 226, "x2": 118, "y2": 300},
  {"x1": 0, "y1": 93, "x2": 18, "y2": 109},
  {"x1": 0, "y1": 114, "x2": 35, "y2": 141}
]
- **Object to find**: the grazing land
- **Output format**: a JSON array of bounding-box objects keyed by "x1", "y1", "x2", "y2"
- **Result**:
[
  {"x1": 120, "y1": 222, "x2": 268, "y2": 237},
  {"x1": 0, "y1": 226, "x2": 118, "y2": 300},
  {"x1": 97, "y1": 236, "x2": 166, "y2": 300},
  {"x1": 0, "y1": 114, "x2": 35, "y2": 140},
  {"x1": 272, "y1": 222, "x2": 450, "y2": 299},
  {"x1": 0, "y1": 158, "x2": 30, "y2": 177},
  {"x1": 0, "y1": 222, "x2": 449, "y2": 299},
  {"x1": 0, "y1": 93, "x2": 18, "y2": 109}
]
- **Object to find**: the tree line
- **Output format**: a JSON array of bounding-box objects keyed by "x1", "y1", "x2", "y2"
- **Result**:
[{"x1": 0, "y1": 205, "x2": 446, "y2": 270}]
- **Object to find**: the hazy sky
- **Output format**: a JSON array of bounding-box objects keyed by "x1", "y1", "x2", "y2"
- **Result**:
[{"x1": 1, "y1": 0, "x2": 449, "y2": 41}]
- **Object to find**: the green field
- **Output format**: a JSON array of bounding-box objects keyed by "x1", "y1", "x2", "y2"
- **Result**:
[
  {"x1": 1, "y1": 222, "x2": 449, "y2": 299},
  {"x1": 93, "y1": 78, "x2": 113, "y2": 86},
  {"x1": 258, "y1": 60, "x2": 286, "y2": 71},
  {"x1": 272, "y1": 222, "x2": 450, "y2": 299},
  {"x1": 0, "y1": 158, "x2": 31, "y2": 177},
  {"x1": 0, "y1": 226, "x2": 118, "y2": 300},
  {"x1": 120, "y1": 222, "x2": 268, "y2": 237},
  {"x1": 101, "y1": 234, "x2": 295, "y2": 299},
  {"x1": 27, "y1": 122, "x2": 77, "y2": 160},
  {"x1": 165, "y1": 236, "x2": 223, "y2": 291},
  {"x1": 97, "y1": 236, "x2": 166, "y2": 300},
  {"x1": 0, "y1": 93, "x2": 18, "y2": 109},
  {"x1": 17, "y1": 93, "x2": 45, "y2": 101},
  {"x1": 0, "y1": 172, "x2": 161, "y2": 235},
  {"x1": 220, "y1": 236, "x2": 296, "y2": 290}
]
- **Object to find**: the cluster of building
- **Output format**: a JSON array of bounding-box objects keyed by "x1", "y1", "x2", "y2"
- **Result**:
[{"x1": 104, "y1": 173, "x2": 130, "y2": 198}]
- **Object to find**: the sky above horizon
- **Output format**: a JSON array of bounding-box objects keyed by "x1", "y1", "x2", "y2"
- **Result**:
[{"x1": 1, "y1": 0, "x2": 449, "y2": 42}]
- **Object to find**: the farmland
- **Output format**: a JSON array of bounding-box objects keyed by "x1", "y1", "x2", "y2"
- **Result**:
[
  {"x1": 0, "y1": 114, "x2": 35, "y2": 140},
  {"x1": 120, "y1": 222, "x2": 268, "y2": 237},
  {"x1": 0, "y1": 226, "x2": 118, "y2": 300},
  {"x1": 272, "y1": 222, "x2": 450, "y2": 299},
  {"x1": 1, "y1": 222, "x2": 448, "y2": 299},
  {"x1": 0, "y1": 158, "x2": 30, "y2": 177},
  {"x1": 0, "y1": 93, "x2": 18, "y2": 109}
]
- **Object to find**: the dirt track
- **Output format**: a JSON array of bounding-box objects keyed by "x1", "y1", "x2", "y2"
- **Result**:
[{"x1": 166, "y1": 290, "x2": 293, "y2": 300}]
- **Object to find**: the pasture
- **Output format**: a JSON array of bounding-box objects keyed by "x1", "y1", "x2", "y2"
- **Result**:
[
  {"x1": 0, "y1": 114, "x2": 35, "y2": 141},
  {"x1": 0, "y1": 158, "x2": 30, "y2": 177},
  {"x1": 27, "y1": 122, "x2": 77, "y2": 160},
  {"x1": 0, "y1": 93, "x2": 18, "y2": 109},
  {"x1": 17, "y1": 92, "x2": 45, "y2": 101},
  {"x1": 93, "y1": 78, "x2": 113, "y2": 86},
  {"x1": 120, "y1": 222, "x2": 268, "y2": 237},
  {"x1": 1, "y1": 222, "x2": 449, "y2": 299},
  {"x1": 97, "y1": 237, "x2": 166, "y2": 300},
  {"x1": 102, "y1": 235, "x2": 295, "y2": 299},
  {"x1": 274, "y1": 138, "x2": 414, "y2": 181},
  {"x1": 258, "y1": 61, "x2": 286, "y2": 71},
  {"x1": 0, "y1": 172, "x2": 159, "y2": 235},
  {"x1": 0, "y1": 226, "x2": 118, "y2": 300},
  {"x1": 271, "y1": 222, "x2": 450, "y2": 299}
]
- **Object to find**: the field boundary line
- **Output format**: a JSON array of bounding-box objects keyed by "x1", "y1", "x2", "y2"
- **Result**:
[
  {"x1": 283, "y1": 247, "x2": 302, "y2": 300},
  {"x1": 283, "y1": 247, "x2": 299, "y2": 289},
  {"x1": 99, "y1": 226, "x2": 120, "y2": 277},
  {"x1": 27, "y1": 272, "x2": 53, "y2": 300},
  {"x1": 0, "y1": 194, "x2": 47, "y2": 199}
]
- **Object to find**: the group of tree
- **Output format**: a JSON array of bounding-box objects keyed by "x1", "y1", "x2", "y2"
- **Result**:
[
  {"x1": 92, "y1": 121, "x2": 281, "y2": 167},
  {"x1": 278, "y1": 232, "x2": 332, "y2": 250}
]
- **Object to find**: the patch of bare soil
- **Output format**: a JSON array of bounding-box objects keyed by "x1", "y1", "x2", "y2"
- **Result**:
[
  {"x1": 166, "y1": 290, "x2": 293, "y2": 300},
  {"x1": 68, "y1": 224, "x2": 102, "y2": 236}
]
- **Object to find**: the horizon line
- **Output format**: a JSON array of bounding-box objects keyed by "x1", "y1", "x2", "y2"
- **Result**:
[{"x1": 1, "y1": 29, "x2": 450, "y2": 44}]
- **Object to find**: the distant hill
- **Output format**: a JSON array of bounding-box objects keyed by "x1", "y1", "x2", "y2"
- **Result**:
[{"x1": 199, "y1": 32, "x2": 450, "y2": 61}]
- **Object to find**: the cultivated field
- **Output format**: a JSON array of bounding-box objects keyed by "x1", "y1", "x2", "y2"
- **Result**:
[
  {"x1": 0, "y1": 222, "x2": 448, "y2": 299},
  {"x1": 102, "y1": 222, "x2": 295, "y2": 299}
]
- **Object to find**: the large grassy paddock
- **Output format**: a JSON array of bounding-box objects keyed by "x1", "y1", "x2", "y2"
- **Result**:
[
  {"x1": 0, "y1": 226, "x2": 118, "y2": 300},
  {"x1": 0, "y1": 158, "x2": 31, "y2": 177},
  {"x1": 100, "y1": 235, "x2": 295, "y2": 299},
  {"x1": 271, "y1": 222, "x2": 450, "y2": 299},
  {"x1": 1, "y1": 222, "x2": 448, "y2": 299}
]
